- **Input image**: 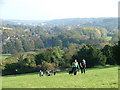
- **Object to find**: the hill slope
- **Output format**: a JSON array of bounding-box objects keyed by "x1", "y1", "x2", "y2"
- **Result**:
[{"x1": 2, "y1": 66, "x2": 118, "y2": 88}]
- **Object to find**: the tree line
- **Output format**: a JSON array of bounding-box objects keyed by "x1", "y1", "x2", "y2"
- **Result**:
[
  {"x1": 2, "y1": 42, "x2": 120, "y2": 76},
  {"x1": 2, "y1": 25, "x2": 118, "y2": 54}
]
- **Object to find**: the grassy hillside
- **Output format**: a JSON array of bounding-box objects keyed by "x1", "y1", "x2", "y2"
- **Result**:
[
  {"x1": 0, "y1": 54, "x2": 11, "y2": 61},
  {"x1": 2, "y1": 66, "x2": 118, "y2": 88}
]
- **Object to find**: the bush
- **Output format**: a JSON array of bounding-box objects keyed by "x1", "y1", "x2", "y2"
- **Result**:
[
  {"x1": 101, "y1": 45, "x2": 116, "y2": 65},
  {"x1": 72, "y1": 44, "x2": 106, "y2": 67},
  {"x1": 40, "y1": 61, "x2": 55, "y2": 71},
  {"x1": 112, "y1": 41, "x2": 120, "y2": 65}
]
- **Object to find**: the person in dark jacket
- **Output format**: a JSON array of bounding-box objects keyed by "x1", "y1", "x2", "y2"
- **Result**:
[
  {"x1": 53, "y1": 69, "x2": 56, "y2": 75},
  {"x1": 80, "y1": 59, "x2": 86, "y2": 74}
]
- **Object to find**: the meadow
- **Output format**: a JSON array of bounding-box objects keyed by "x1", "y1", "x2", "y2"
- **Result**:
[
  {"x1": 0, "y1": 54, "x2": 11, "y2": 60},
  {"x1": 2, "y1": 66, "x2": 118, "y2": 88}
]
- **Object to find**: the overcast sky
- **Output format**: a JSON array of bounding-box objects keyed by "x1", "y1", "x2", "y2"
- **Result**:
[{"x1": 0, "y1": 0, "x2": 119, "y2": 20}]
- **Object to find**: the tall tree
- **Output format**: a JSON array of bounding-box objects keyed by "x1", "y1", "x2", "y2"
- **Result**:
[
  {"x1": 72, "y1": 44, "x2": 106, "y2": 67},
  {"x1": 34, "y1": 38, "x2": 44, "y2": 49},
  {"x1": 29, "y1": 40, "x2": 35, "y2": 51},
  {"x1": 112, "y1": 41, "x2": 120, "y2": 65},
  {"x1": 101, "y1": 45, "x2": 116, "y2": 65},
  {"x1": 21, "y1": 38, "x2": 29, "y2": 52},
  {"x1": 14, "y1": 39, "x2": 24, "y2": 52}
]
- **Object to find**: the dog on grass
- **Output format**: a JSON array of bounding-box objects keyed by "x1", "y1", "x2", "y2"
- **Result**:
[
  {"x1": 69, "y1": 71, "x2": 73, "y2": 74},
  {"x1": 47, "y1": 73, "x2": 52, "y2": 76}
]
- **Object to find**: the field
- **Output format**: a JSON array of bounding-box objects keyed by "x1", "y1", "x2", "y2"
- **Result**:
[
  {"x1": 2, "y1": 66, "x2": 118, "y2": 88},
  {"x1": 0, "y1": 54, "x2": 11, "y2": 60},
  {"x1": 0, "y1": 53, "x2": 36, "y2": 61}
]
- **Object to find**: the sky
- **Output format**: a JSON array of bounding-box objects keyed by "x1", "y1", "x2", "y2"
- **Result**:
[{"x1": 0, "y1": 0, "x2": 119, "y2": 20}]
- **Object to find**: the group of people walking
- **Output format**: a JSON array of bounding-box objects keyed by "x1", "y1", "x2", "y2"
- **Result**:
[{"x1": 72, "y1": 59, "x2": 86, "y2": 75}]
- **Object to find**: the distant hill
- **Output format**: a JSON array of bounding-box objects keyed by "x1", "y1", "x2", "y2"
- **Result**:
[
  {"x1": 44, "y1": 17, "x2": 117, "y2": 32},
  {"x1": 2, "y1": 17, "x2": 117, "y2": 31}
]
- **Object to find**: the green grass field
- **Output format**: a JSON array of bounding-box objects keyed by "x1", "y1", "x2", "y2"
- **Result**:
[
  {"x1": 0, "y1": 52, "x2": 36, "y2": 61},
  {"x1": 0, "y1": 54, "x2": 11, "y2": 60},
  {"x1": 2, "y1": 66, "x2": 118, "y2": 88}
]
